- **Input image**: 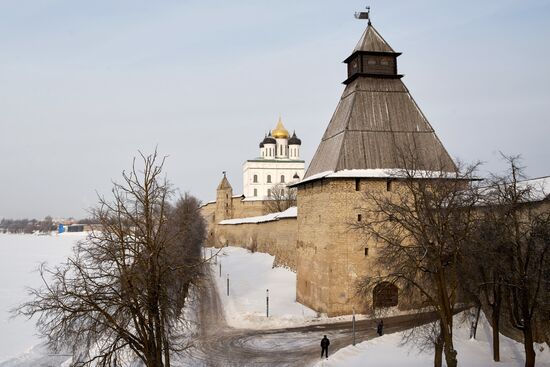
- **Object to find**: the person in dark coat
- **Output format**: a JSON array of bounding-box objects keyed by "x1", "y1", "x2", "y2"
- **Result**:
[
  {"x1": 320, "y1": 335, "x2": 330, "y2": 359},
  {"x1": 377, "y1": 320, "x2": 384, "y2": 336}
]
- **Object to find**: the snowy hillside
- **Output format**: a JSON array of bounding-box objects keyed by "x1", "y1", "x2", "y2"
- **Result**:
[{"x1": 211, "y1": 246, "x2": 319, "y2": 329}]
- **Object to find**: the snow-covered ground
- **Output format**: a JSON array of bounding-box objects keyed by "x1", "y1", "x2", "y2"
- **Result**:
[
  {"x1": 5, "y1": 239, "x2": 549, "y2": 367},
  {"x1": 314, "y1": 312, "x2": 550, "y2": 367},
  {"x1": 211, "y1": 246, "x2": 319, "y2": 329},
  {"x1": 0, "y1": 233, "x2": 85, "y2": 363},
  {"x1": 209, "y1": 246, "x2": 424, "y2": 329}
]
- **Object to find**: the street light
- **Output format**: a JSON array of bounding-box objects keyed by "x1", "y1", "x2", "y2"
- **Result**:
[
  {"x1": 266, "y1": 289, "x2": 270, "y2": 318},
  {"x1": 352, "y1": 307, "x2": 356, "y2": 346}
]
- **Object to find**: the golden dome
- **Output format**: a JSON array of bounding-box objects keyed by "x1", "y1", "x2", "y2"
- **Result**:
[{"x1": 272, "y1": 117, "x2": 289, "y2": 139}]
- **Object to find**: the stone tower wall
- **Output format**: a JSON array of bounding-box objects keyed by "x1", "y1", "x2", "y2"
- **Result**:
[{"x1": 296, "y1": 178, "x2": 395, "y2": 317}]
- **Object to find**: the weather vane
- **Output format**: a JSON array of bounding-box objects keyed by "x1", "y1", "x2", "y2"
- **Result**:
[{"x1": 354, "y1": 6, "x2": 371, "y2": 25}]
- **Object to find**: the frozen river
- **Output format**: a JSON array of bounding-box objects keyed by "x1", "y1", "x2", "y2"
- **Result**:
[{"x1": 0, "y1": 233, "x2": 84, "y2": 362}]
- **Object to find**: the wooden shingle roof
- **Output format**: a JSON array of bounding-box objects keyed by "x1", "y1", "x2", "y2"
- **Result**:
[
  {"x1": 304, "y1": 25, "x2": 456, "y2": 179},
  {"x1": 353, "y1": 24, "x2": 395, "y2": 53}
]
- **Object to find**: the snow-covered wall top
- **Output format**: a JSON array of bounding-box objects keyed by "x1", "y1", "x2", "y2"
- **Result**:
[{"x1": 219, "y1": 207, "x2": 297, "y2": 225}]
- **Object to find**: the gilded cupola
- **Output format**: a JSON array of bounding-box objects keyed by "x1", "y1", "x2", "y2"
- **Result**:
[{"x1": 272, "y1": 117, "x2": 289, "y2": 139}]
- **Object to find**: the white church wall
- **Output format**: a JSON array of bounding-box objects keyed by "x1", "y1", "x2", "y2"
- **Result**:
[{"x1": 243, "y1": 160, "x2": 305, "y2": 199}]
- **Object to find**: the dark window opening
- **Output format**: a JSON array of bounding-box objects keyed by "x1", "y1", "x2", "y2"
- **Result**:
[
  {"x1": 364, "y1": 247, "x2": 369, "y2": 256},
  {"x1": 355, "y1": 178, "x2": 360, "y2": 191},
  {"x1": 357, "y1": 214, "x2": 362, "y2": 222},
  {"x1": 373, "y1": 282, "x2": 399, "y2": 308},
  {"x1": 386, "y1": 179, "x2": 393, "y2": 192}
]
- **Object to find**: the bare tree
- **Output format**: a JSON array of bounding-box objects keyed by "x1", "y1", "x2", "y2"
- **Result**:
[
  {"x1": 355, "y1": 160, "x2": 481, "y2": 367},
  {"x1": 39, "y1": 215, "x2": 54, "y2": 233},
  {"x1": 16, "y1": 151, "x2": 206, "y2": 367},
  {"x1": 479, "y1": 155, "x2": 550, "y2": 367},
  {"x1": 461, "y1": 213, "x2": 507, "y2": 361},
  {"x1": 263, "y1": 183, "x2": 297, "y2": 214}
]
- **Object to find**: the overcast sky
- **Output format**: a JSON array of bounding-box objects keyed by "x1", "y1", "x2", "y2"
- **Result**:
[{"x1": 1, "y1": 0, "x2": 549, "y2": 219}]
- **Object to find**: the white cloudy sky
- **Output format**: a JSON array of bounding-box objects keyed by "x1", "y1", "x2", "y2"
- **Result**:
[{"x1": 1, "y1": 0, "x2": 549, "y2": 219}]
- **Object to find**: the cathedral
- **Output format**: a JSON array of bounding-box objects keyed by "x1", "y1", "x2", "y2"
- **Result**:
[{"x1": 243, "y1": 118, "x2": 304, "y2": 199}]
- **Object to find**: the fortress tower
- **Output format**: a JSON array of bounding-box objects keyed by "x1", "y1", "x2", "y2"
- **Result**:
[
  {"x1": 293, "y1": 19, "x2": 455, "y2": 316},
  {"x1": 214, "y1": 172, "x2": 233, "y2": 224}
]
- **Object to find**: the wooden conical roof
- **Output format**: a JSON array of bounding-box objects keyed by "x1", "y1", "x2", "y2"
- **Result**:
[
  {"x1": 304, "y1": 25, "x2": 456, "y2": 179},
  {"x1": 353, "y1": 24, "x2": 395, "y2": 53}
]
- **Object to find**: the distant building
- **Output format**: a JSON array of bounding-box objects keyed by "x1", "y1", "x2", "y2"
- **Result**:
[{"x1": 242, "y1": 118, "x2": 305, "y2": 199}]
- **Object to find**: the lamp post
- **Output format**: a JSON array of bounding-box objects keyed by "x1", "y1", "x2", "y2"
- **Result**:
[
  {"x1": 352, "y1": 307, "x2": 356, "y2": 346},
  {"x1": 266, "y1": 289, "x2": 270, "y2": 318}
]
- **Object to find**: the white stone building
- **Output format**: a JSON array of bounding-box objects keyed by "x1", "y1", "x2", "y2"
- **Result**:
[{"x1": 243, "y1": 118, "x2": 305, "y2": 199}]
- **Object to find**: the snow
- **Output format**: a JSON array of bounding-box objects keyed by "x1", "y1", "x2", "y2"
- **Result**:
[
  {"x1": 293, "y1": 169, "x2": 461, "y2": 186},
  {"x1": 211, "y1": 246, "x2": 318, "y2": 329},
  {"x1": 313, "y1": 312, "x2": 550, "y2": 367},
  {"x1": 0, "y1": 233, "x2": 86, "y2": 363},
  {"x1": 519, "y1": 176, "x2": 550, "y2": 201},
  {"x1": 208, "y1": 246, "x2": 424, "y2": 330},
  {"x1": 219, "y1": 206, "x2": 297, "y2": 225}
]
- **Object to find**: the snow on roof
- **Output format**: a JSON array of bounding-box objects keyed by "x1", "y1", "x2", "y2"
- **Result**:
[
  {"x1": 200, "y1": 200, "x2": 216, "y2": 208},
  {"x1": 219, "y1": 207, "x2": 297, "y2": 225},
  {"x1": 516, "y1": 176, "x2": 550, "y2": 202},
  {"x1": 291, "y1": 169, "x2": 462, "y2": 186}
]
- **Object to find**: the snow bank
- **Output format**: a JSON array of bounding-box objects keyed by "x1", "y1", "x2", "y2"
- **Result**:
[
  {"x1": 0, "y1": 233, "x2": 86, "y2": 363},
  {"x1": 219, "y1": 206, "x2": 297, "y2": 225},
  {"x1": 212, "y1": 247, "x2": 317, "y2": 329},
  {"x1": 314, "y1": 312, "x2": 550, "y2": 367}
]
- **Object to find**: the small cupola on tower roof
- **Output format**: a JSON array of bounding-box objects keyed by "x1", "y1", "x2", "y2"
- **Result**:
[
  {"x1": 343, "y1": 22, "x2": 403, "y2": 85},
  {"x1": 272, "y1": 117, "x2": 289, "y2": 139},
  {"x1": 288, "y1": 131, "x2": 302, "y2": 145},
  {"x1": 263, "y1": 132, "x2": 276, "y2": 145}
]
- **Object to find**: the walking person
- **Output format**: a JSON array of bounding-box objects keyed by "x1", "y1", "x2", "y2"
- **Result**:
[
  {"x1": 320, "y1": 335, "x2": 330, "y2": 359},
  {"x1": 377, "y1": 320, "x2": 384, "y2": 336}
]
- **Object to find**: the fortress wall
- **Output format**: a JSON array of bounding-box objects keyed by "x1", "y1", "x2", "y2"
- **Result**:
[
  {"x1": 213, "y1": 217, "x2": 298, "y2": 270},
  {"x1": 231, "y1": 199, "x2": 265, "y2": 218}
]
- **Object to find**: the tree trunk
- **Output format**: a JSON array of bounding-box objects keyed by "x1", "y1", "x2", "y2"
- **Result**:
[
  {"x1": 523, "y1": 324, "x2": 536, "y2": 367},
  {"x1": 491, "y1": 304, "x2": 500, "y2": 362},
  {"x1": 472, "y1": 304, "x2": 481, "y2": 339},
  {"x1": 442, "y1": 323, "x2": 457, "y2": 367},
  {"x1": 434, "y1": 324, "x2": 444, "y2": 367}
]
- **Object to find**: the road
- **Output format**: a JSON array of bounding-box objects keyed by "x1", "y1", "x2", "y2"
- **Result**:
[{"x1": 177, "y1": 269, "x2": 441, "y2": 367}]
